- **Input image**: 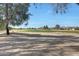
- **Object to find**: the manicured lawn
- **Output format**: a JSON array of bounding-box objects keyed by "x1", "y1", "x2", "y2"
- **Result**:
[{"x1": 13, "y1": 29, "x2": 79, "y2": 34}]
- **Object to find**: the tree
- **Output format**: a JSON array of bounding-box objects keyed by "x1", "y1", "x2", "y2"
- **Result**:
[
  {"x1": 55, "y1": 24, "x2": 60, "y2": 29},
  {"x1": 52, "y1": 3, "x2": 79, "y2": 14},
  {"x1": 0, "y1": 3, "x2": 30, "y2": 35},
  {"x1": 0, "y1": 22, "x2": 5, "y2": 30},
  {"x1": 43, "y1": 25, "x2": 49, "y2": 29}
]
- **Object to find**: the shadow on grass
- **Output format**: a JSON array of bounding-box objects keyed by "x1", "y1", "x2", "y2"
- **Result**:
[
  {"x1": 0, "y1": 32, "x2": 76, "y2": 38},
  {"x1": 0, "y1": 32, "x2": 79, "y2": 55},
  {"x1": 0, "y1": 37, "x2": 64, "y2": 56}
]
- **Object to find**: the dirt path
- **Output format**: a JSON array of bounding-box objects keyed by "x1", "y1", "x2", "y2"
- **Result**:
[{"x1": 0, "y1": 32, "x2": 79, "y2": 56}]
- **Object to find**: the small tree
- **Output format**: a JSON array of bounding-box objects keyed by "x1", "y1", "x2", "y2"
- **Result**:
[
  {"x1": 55, "y1": 24, "x2": 60, "y2": 29},
  {"x1": 43, "y1": 25, "x2": 49, "y2": 29}
]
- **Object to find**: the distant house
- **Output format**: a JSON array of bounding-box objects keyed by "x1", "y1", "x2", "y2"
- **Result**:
[{"x1": 68, "y1": 27, "x2": 75, "y2": 31}]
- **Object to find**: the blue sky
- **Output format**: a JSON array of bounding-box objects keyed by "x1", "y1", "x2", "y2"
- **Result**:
[{"x1": 17, "y1": 3, "x2": 79, "y2": 28}]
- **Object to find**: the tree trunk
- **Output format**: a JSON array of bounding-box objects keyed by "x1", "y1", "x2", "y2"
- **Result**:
[
  {"x1": 6, "y1": 23, "x2": 9, "y2": 35},
  {"x1": 5, "y1": 4, "x2": 10, "y2": 35}
]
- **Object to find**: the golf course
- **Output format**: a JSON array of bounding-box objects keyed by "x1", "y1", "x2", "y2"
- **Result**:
[
  {"x1": 0, "y1": 29, "x2": 79, "y2": 56},
  {"x1": 0, "y1": 3, "x2": 79, "y2": 56}
]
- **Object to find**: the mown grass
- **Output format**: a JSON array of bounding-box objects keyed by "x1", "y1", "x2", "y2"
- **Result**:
[{"x1": 15, "y1": 29, "x2": 79, "y2": 34}]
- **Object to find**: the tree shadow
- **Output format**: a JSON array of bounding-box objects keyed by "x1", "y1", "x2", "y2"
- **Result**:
[
  {"x1": 0, "y1": 32, "x2": 75, "y2": 39},
  {"x1": 0, "y1": 32, "x2": 79, "y2": 55},
  {"x1": 10, "y1": 32, "x2": 74, "y2": 38},
  {"x1": 66, "y1": 46, "x2": 79, "y2": 51}
]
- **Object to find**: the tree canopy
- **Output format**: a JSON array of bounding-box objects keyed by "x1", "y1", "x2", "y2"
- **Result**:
[{"x1": 0, "y1": 3, "x2": 30, "y2": 26}]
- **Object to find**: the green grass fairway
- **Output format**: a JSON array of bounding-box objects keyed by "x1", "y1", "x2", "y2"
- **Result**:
[{"x1": 13, "y1": 29, "x2": 79, "y2": 34}]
